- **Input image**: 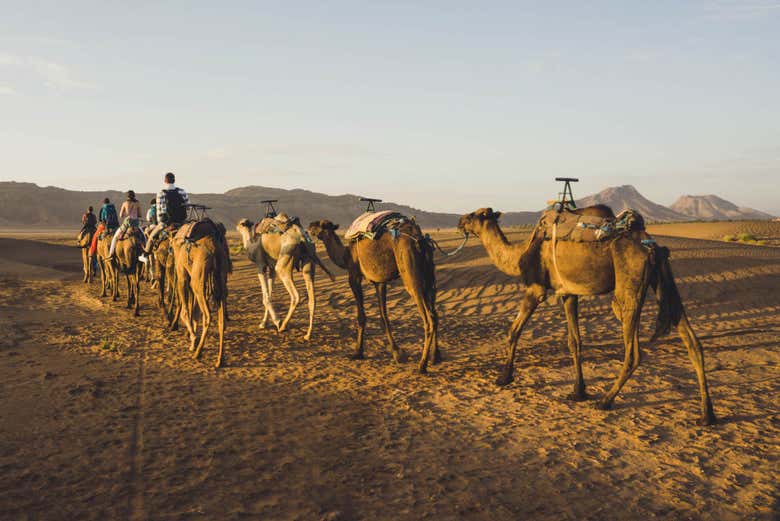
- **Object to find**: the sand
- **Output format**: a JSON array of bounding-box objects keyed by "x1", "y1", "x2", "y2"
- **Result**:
[{"x1": 0, "y1": 227, "x2": 778, "y2": 520}]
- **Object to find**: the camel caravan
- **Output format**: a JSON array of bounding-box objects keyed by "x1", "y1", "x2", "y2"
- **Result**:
[{"x1": 76, "y1": 176, "x2": 716, "y2": 425}]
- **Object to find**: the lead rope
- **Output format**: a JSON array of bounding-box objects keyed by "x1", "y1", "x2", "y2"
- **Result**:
[{"x1": 426, "y1": 232, "x2": 469, "y2": 258}]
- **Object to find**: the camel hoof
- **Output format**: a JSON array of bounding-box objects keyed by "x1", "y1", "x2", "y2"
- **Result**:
[
  {"x1": 432, "y1": 350, "x2": 443, "y2": 365},
  {"x1": 698, "y1": 412, "x2": 717, "y2": 426},
  {"x1": 595, "y1": 399, "x2": 613, "y2": 411},
  {"x1": 418, "y1": 365, "x2": 428, "y2": 375},
  {"x1": 567, "y1": 390, "x2": 590, "y2": 402},
  {"x1": 495, "y1": 366, "x2": 514, "y2": 387},
  {"x1": 349, "y1": 352, "x2": 364, "y2": 361},
  {"x1": 392, "y1": 350, "x2": 407, "y2": 364},
  {"x1": 303, "y1": 334, "x2": 312, "y2": 341}
]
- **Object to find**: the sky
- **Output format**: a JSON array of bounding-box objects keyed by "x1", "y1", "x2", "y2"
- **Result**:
[{"x1": 1, "y1": 1, "x2": 779, "y2": 214}]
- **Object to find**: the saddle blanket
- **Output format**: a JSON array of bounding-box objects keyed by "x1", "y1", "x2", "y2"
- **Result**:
[{"x1": 344, "y1": 211, "x2": 405, "y2": 241}]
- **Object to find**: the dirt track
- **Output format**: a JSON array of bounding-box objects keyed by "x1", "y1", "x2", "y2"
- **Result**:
[{"x1": 1, "y1": 228, "x2": 779, "y2": 520}]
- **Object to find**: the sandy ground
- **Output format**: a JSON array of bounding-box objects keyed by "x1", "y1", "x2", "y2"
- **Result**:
[{"x1": 0, "y1": 226, "x2": 778, "y2": 521}]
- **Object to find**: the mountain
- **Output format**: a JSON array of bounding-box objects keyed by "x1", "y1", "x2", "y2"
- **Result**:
[
  {"x1": 670, "y1": 194, "x2": 773, "y2": 221},
  {"x1": 0, "y1": 182, "x2": 476, "y2": 229},
  {"x1": 576, "y1": 185, "x2": 692, "y2": 223}
]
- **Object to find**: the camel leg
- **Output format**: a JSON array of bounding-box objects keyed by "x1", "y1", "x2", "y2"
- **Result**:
[
  {"x1": 126, "y1": 274, "x2": 133, "y2": 309},
  {"x1": 397, "y1": 267, "x2": 435, "y2": 374},
  {"x1": 133, "y1": 271, "x2": 140, "y2": 317},
  {"x1": 302, "y1": 262, "x2": 315, "y2": 341},
  {"x1": 597, "y1": 301, "x2": 643, "y2": 410},
  {"x1": 676, "y1": 313, "x2": 717, "y2": 425},
  {"x1": 192, "y1": 285, "x2": 211, "y2": 360},
  {"x1": 562, "y1": 295, "x2": 588, "y2": 401},
  {"x1": 112, "y1": 263, "x2": 120, "y2": 301},
  {"x1": 278, "y1": 262, "x2": 300, "y2": 334},
  {"x1": 496, "y1": 284, "x2": 545, "y2": 386},
  {"x1": 99, "y1": 260, "x2": 107, "y2": 297},
  {"x1": 215, "y1": 298, "x2": 226, "y2": 368},
  {"x1": 257, "y1": 273, "x2": 281, "y2": 330},
  {"x1": 373, "y1": 282, "x2": 404, "y2": 363},
  {"x1": 348, "y1": 273, "x2": 366, "y2": 360},
  {"x1": 428, "y1": 295, "x2": 440, "y2": 366},
  {"x1": 178, "y1": 280, "x2": 197, "y2": 352}
]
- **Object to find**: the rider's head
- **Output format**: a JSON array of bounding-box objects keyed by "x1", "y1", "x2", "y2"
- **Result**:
[
  {"x1": 164, "y1": 172, "x2": 175, "y2": 184},
  {"x1": 127, "y1": 190, "x2": 136, "y2": 201},
  {"x1": 103, "y1": 198, "x2": 110, "y2": 204},
  {"x1": 150, "y1": 198, "x2": 156, "y2": 205},
  {"x1": 88, "y1": 206, "x2": 93, "y2": 212}
]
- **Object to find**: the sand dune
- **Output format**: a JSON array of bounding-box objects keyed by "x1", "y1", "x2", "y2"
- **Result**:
[{"x1": 0, "y1": 228, "x2": 778, "y2": 520}]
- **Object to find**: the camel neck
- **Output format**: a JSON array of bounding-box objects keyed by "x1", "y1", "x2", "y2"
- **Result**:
[
  {"x1": 478, "y1": 220, "x2": 524, "y2": 277},
  {"x1": 322, "y1": 231, "x2": 349, "y2": 270},
  {"x1": 238, "y1": 227, "x2": 253, "y2": 249}
]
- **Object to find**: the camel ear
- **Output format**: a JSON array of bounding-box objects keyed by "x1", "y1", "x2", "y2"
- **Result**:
[
  {"x1": 494, "y1": 211, "x2": 502, "y2": 220},
  {"x1": 333, "y1": 224, "x2": 340, "y2": 230}
]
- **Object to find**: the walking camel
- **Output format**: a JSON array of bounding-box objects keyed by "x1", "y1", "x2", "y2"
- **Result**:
[
  {"x1": 95, "y1": 231, "x2": 118, "y2": 301},
  {"x1": 236, "y1": 217, "x2": 333, "y2": 341},
  {"x1": 77, "y1": 229, "x2": 96, "y2": 283},
  {"x1": 458, "y1": 206, "x2": 716, "y2": 425},
  {"x1": 114, "y1": 230, "x2": 143, "y2": 317},
  {"x1": 171, "y1": 222, "x2": 230, "y2": 367},
  {"x1": 307, "y1": 218, "x2": 439, "y2": 373}
]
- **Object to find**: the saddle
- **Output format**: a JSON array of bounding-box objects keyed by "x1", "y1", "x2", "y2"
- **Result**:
[
  {"x1": 253, "y1": 213, "x2": 294, "y2": 236},
  {"x1": 531, "y1": 208, "x2": 645, "y2": 244},
  {"x1": 344, "y1": 211, "x2": 407, "y2": 241},
  {"x1": 175, "y1": 218, "x2": 223, "y2": 242},
  {"x1": 118, "y1": 226, "x2": 143, "y2": 242}
]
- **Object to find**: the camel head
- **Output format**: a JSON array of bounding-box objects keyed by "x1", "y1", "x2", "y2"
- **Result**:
[
  {"x1": 307, "y1": 220, "x2": 339, "y2": 241},
  {"x1": 458, "y1": 208, "x2": 502, "y2": 237},
  {"x1": 236, "y1": 218, "x2": 254, "y2": 232}
]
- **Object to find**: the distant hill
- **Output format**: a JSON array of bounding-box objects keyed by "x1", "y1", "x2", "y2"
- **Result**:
[
  {"x1": 576, "y1": 185, "x2": 692, "y2": 223},
  {"x1": 670, "y1": 194, "x2": 773, "y2": 221},
  {"x1": 0, "y1": 182, "x2": 477, "y2": 229},
  {"x1": 1, "y1": 181, "x2": 768, "y2": 229}
]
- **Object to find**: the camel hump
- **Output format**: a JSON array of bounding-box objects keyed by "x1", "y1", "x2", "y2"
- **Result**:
[{"x1": 345, "y1": 210, "x2": 406, "y2": 241}]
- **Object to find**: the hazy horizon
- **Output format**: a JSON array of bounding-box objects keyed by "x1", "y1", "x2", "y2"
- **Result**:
[{"x1": 2, "y1": 2, "x2": 779, "y2": 214}]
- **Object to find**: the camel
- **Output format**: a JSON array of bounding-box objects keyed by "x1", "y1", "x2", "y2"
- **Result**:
[
  {"x1": 458, "y1": 207, "x2": 716, "y2": 425},
  {"x1": 171, "y1": 221, "x2": 230, "y2": 367},
  {"x1": 77, "y1": 228, "x2": 96, "y2": 283},
  {"x1": 307, "y1": 218, "x2": 438, "y2": 373},
  {"x1": 236, "y1": 217, "x2": 334, "y2": 341},
  {"x1": 150, "y1": 234, "x2": 177, "y2": 322},
  {"x1": 95, "y1": 230, "x2": 119, "y2": 301},
  {"x1": 114, "y1": 229, "x2": 143, "y2": 317}
]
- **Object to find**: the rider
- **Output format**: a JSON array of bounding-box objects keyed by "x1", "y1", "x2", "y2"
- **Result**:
[
  {"x1": 109, "y1": 190, "x2": 145, "y2": 258},
  {"x1": 139, "y1": 172, "x2": 189, "y2": 263},
  {"x1": 146, "y1": 197, "x2": 158, "y2": 227},
  {"x1": 90, "y1": 198, "x2": 119, "y2": 257},
  {"x1": 79, "y1": 206, "x2": 97, "y2": 239}
]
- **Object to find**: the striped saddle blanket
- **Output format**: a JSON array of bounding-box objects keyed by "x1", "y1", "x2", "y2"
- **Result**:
[{"x1": 344, "y1": 211, "x2": 406, "y2": 241}]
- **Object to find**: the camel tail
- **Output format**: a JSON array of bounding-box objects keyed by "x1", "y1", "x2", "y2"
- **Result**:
[{"x1": 650, "y1": 245, "x2": 685, "y2": 343}]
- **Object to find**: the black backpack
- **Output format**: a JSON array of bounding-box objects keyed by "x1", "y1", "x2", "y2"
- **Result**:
[{"x1": 165, "y1": 189, "x2": 187, "y2": 223}]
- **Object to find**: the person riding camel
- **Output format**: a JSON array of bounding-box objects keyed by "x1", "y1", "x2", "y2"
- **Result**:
[
  {"x1": 89, "y1": 198, "x2": 119, "y2": 257},
  {"x1": 109, "y1": 190, "x2": 145, "y2": 258},
  {"x1": 146, "y1": 197, "x2": 158, "y2": 226},
  {"x1": 78, "y1": 206, "x2": 97, "y2": 240},
  {"x1": 139, "y1": 172, "x2": 189, "y2": 263}
]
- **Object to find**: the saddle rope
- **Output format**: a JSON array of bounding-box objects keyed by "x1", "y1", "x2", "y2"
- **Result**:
[{"x1": 551, "y1": 221, "x2": 571, "y2": 294}]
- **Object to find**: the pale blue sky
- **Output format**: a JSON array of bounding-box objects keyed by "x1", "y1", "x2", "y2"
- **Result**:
[{"x1": 1, "y1": 1, "x2": 779, "y2": 213}]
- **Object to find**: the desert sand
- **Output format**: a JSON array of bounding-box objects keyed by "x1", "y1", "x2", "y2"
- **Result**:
[{"x1": 1, "y1": 223, "x2": 778, "y2": 520}]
